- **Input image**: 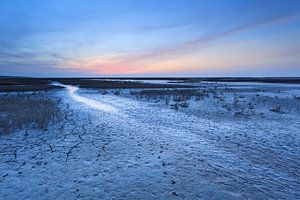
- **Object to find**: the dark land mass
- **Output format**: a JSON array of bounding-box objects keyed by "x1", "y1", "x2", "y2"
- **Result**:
[
  {"x1": 50, "y1": 77, "x2": 300, "y2": 83},
  {"x1": 50, "y1": 78, "x2": 194, "y2": 89},
  {"x1": 0, "y1": 77, "x2": 62, "y2": 92},
  {"x1": 1, "y1": 76, "x2": 300, "y2": 92}
]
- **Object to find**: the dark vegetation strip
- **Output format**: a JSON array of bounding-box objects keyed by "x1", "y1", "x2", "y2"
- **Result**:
[
  {"x1": 50, "y1": 78, "x2": 195, "y2": 89},
  {"x1": 0, "y1": 85, "x2": 61, "y2": 92},
  {"x1": 130, "y1": 89, "x2": 201, "y2": 96},
  {"x1": 186, "y1": 77, "x2": 300, "y2": 84},
  {"x1": 0, "y1": 77, "x2": 62, "y2": 92},
  {"x1": 1, "y1": 77, "x2": 299, "y2": 92},
  {"x1": 130, "y1": 89, "x2": 212, "y2": 104},
  {"x1": 51, "y1": 77, "x2": 300, "y2": 84}
]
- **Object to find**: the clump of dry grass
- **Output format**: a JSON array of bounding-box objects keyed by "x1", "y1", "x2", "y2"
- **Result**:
[
  {"x1": 130, "y1": 89, "x2": 209, "y2": 101},
  {"x1": 0, "y1": 93, "x2": 62, "y2": 134},
  {"x1": 270, "y1": 106, "x2": 283, "y2": 113}
]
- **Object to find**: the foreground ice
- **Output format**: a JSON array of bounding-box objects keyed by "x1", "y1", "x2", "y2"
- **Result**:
[{"x1": 0, "y1": 82, "x2": 299, "y2": 199}]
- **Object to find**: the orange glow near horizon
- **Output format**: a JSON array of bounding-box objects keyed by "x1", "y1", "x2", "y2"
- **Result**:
[
  {"x1": 1, "y1": 1, "x2": 300, "y2": 76},
  {"x1": 61, "y1": 31, "x2": 300, "y2": 76}
]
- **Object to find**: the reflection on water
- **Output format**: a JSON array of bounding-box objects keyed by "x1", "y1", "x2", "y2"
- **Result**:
[{"x1": 54, "y1": 82, "x2": 117, "y2": 113}]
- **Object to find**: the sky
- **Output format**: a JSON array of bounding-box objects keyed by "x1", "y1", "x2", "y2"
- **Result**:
[{"x1": 0, "y1": 0, "x2": 300, "y2": 77}]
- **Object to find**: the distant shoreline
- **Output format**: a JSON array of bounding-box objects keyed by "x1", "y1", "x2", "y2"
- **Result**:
[{"x1": 1, "y1": 76, "x2": 300, "y2": 84}]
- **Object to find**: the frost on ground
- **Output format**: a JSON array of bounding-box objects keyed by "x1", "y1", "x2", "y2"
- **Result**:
[{"x1": 0, "y1": 81, "x2": 300, "y2": 199}]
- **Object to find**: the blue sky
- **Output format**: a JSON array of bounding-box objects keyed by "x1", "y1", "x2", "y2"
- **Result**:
[{"x1": 0, "y1": 0, "x2": 300, "y2": 77}]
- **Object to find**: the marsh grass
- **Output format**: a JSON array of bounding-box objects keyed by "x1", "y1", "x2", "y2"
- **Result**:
[
  {"x1": 0, "y1": 77, "x2": 62, "y2": 92},
  {"x1": 51, "y1": 79, "x2": 194, "y2": 89},
  {"x1": 130, "y1": 89, "x2": 209, "y2": 102},
  {"x1": 0, "y1": 93, "x2": 61, "y2": 134}
]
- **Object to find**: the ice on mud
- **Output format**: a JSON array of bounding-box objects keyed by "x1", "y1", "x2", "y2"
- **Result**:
[
  {"x1": 55, "y1": 83, "x2": 117, "y2": 113},
  {"x1": 0, "y1": 81, "x2": 299, "y2": 199}
]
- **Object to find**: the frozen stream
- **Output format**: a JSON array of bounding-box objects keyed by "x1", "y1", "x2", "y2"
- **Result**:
[{"x1": 54, "y1": 83, "x2": 117, "y2": 113}]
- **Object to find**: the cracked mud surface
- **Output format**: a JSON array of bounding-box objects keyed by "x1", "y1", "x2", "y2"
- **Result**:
[{"x1": 1, "y1": 83, "x2": 299, "y2": 199}]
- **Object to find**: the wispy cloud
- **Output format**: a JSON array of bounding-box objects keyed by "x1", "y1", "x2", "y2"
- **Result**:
[
  {"x1": 119, "y1": 13, "x2": 300, "y2": 62},
  {"x1": 67, "y1": 12, "x2": 300, "y2": 75},
  {"x1": 1, "y1": 0, "x2": 300, "y2": 76}
]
